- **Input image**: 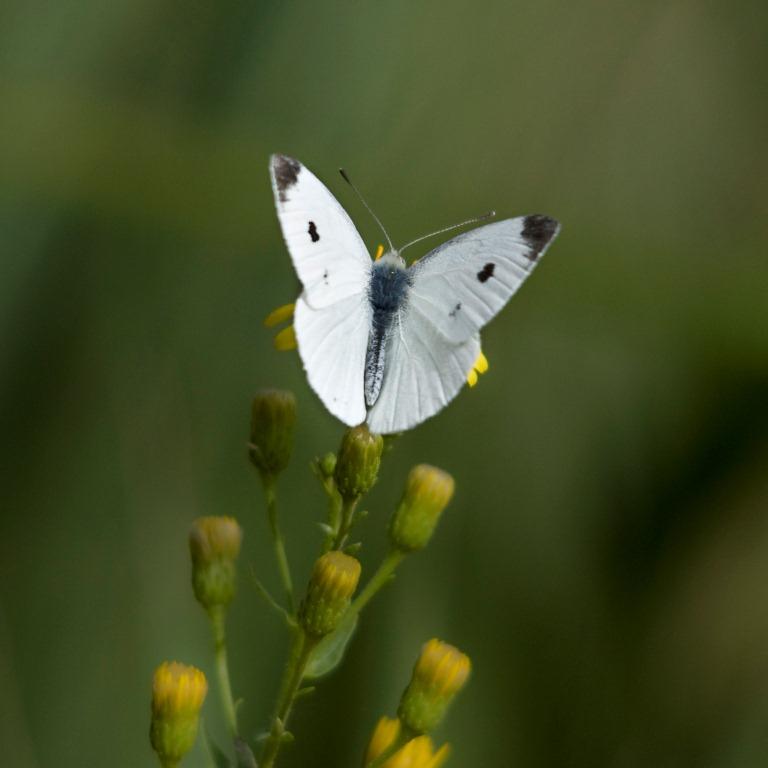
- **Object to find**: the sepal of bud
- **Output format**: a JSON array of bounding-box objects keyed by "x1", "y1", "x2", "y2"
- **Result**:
[
  {"x1": 249, "y1": 389, "x2": 297, "y2": 478},
  {"x1": 150, "y1": 661, "x2": 207, "y2": 767},
  {"x1": 389, "y1": 465, "x2": 454, "y2": 552},
  {"x1": 334, "y1": 425, "x2": 383, "y2": 500},
  {"x1": 189, "y1": 516, "x2": 243, "y2": 611},
  {"x1": 398, "y1": 639, "x2": 470, "y2": 734},
  {"x1": 299, "y1": 551, "x2": 361, "y2": 637}
]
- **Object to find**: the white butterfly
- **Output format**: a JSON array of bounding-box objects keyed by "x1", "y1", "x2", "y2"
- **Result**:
[{"x1": 269, "y1": 154, "x2": 560, "y2": 435}]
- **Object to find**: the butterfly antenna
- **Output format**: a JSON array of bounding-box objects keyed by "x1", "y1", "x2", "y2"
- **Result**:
[
  {"x1": 339, "y1": 168, "x2": 395, "y2": 253},
  {"x1": 399, "y1": 210, "x2": 496, "y2": 255}
]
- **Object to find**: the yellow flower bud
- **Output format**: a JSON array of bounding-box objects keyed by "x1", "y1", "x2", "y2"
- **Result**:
[
  {"x1": 150, "y1": 661, "x2": 207, "y2": 767},
  {"x1": 189, "y1": 516, "x2": 242, "y2": 611},
  {"x1": 398, "y1": 640, "x2": 471, "y2": 734},
  {"x1": 365, "y1": 716, "x2": 450, "y2": 768},
  {"x1": 249, "y1": 389, "x2": 297, "y2": 479},
  {"x1": 334, "y1": 424, "x2": 383, "y2": 501},
  {"x1": 389, "y1": 465, "x2": 454, "y2": 552},
  {"x1": 299, "y1": 550, "x2": 361, "y2": 637}
]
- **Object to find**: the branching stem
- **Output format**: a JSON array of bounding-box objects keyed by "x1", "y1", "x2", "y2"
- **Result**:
[{"x1": 260, "y1": 628, "x2": 318, "y2": 768}]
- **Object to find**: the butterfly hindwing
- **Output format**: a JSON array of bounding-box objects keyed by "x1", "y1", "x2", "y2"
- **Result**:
[
  {"x1": 366, "y1": 303, "x2": 480, "y2": 434},
  {"x1": 407, "y1": 216, "x2": 560, "y2": 343},
  {"x1": 294, "y1": 293, "x2": 370, "y2": 426}
]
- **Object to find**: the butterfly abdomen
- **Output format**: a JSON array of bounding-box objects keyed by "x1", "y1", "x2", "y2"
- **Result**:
[{"x1": 364, "y1": 261, "x2": 411, "y2": 408}]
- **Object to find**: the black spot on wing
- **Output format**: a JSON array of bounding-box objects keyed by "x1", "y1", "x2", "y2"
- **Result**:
[
  {"x1": 308, "y1": 221, "x2": 319, "y2": 242},
  {"x1": 522, "y1": 215, "x2": 559, "y2": 260},
  {"x1": 477, "y1": 263, "x2": 495, "y2": 283},
  {"x1": 272, "y1": 154, "x2": 301, "y2": 202},
  {"x1": 449, "y1": 302, "x2": 462, "y2": 317}
]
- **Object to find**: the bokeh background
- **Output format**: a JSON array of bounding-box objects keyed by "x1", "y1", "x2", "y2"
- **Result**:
[{"x1": 2, "y1": 1, "x2": 768, "y2": 766}]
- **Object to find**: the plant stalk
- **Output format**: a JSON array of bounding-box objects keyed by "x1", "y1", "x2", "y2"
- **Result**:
[
  {"x1": 210, "y1": 606, "x2": 238, "y2": 737},
  {"x1": 263, "y1": 477, "x2": 295, "y2": 614},
  {"x1": 260, "y1": 628, "x2": 317, "y2": 768}
]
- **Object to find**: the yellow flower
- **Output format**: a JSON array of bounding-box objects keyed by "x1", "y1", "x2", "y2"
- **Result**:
[
  {"x1": 264, "y1": 303, "x2": 298, "y2": 350},
  {"x1": 189, "y1": 516, "x2": 242, "y2": 565},
  {"x1": 398, "y1": 640, "x2": 471, "y2": 733},
  {"x1": 413, "y1": 639, "x2": 471, "y2": 698},
  {"x1": 150, "y1": 662, "x2": 207, "y2": 767},
  {"x1": 365, "y1": 717, "x2": 451, "y2": 768},
  {"x1": 189, "y1": 516, "x2": 243, "y2": 610},
  {"x1": 300, "y1": 551, "x2": 362, "y2": 637},
  {"x1": 389, "y1": 465, "x2": 455, "y2": 552},
  {"x1": 264, "y1": 302, "x2": 295, "y2": 327},
  {"x1": 466, "y1": 350, "x2": 489, "y2": 387}
]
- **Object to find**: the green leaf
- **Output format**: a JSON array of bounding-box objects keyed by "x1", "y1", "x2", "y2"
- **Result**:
[
  {"x1": 203, "y1": 724, "x2": 232, "y2": 768},
  {"x1": 304, "y1": 614, "x2": 358, "y2": 679}
]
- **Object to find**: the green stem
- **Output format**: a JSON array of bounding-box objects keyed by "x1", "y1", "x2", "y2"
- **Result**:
[
  {"x1": 348, "y1": 549, "x2": 404, "y2": 620},
  {"x1": 332, "y1": 495, "x2": 359, "y2": 550},
  {"x1": 260, "y1": 628, "x2": 317, "y2": 768},
  {"x1": 321, "y1": 485, "x2": 342, "y2": 554},
  {"x1": 263, "y1": 477, "x2": 295, "y2": 614},
  {"x1": 210, "y1": 606, "x2": 238, "y2": 737}
]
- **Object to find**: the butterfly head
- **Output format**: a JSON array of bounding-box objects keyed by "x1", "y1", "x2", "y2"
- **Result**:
[{"x1": 377, "y1": 249, "x2": 406, "y2": 270}]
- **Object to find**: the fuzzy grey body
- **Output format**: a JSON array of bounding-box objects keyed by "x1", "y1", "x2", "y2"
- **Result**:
[{"x1": 365, "y1": 253, "x2": 411, "y2": 407}]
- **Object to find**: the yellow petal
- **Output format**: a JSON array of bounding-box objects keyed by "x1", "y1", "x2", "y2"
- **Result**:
[
  {"x1": 427, "y1": 743, "x2": 451, "y2": 768},
  {"x1": 365, "y1": 717, "x2": 401, "y2": 765},
  {"x1": 467, "y1": 368, "x2": 478, "y2": 388},
  {"x1": 474, "y1": 351, "x2": 489, "y2": 374},
  {"x1": 274, "y1": 325, "x2": 297, "y2": 351},
  {"x1": 375, "y1": 244, "x2": 384, "y2": 261},
  {"x1": 264, "y1": 303, "x2": 295, "y2": 328}
]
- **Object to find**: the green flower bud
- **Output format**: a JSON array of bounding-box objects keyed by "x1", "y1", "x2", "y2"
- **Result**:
[
  {"x1": 249, "y1": 389, "x2": 297, "y2": 478},
  {"x1": 318, "y1": 452, "x2": 337, "y2": 479},
  {"x1": 389, "y1": 464, "x2": 455, "y2": 552},
  {"x1": 333, "y1": 425, "x2": 383, "y2": 500},
  {"x1": 299, "y1": 550, "x2": 361, "y2": 637},
  {"x1": 398, "y1": 639, "x2": 471, "y2": 734},
  {"x1": 150, "y1": 661, "x2": 207, "y2": 768},
  {"x1": 189, "y1": 516, "x2": 243, "y2": 611}
]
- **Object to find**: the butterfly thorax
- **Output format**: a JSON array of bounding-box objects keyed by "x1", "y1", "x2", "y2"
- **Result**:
[{"x1": 364, "y1": 254, "x2": 411, "y2": 408}]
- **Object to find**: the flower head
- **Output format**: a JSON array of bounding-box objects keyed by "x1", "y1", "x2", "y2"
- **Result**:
[
  {"x1": 389, "y1": 464, "x2": 455, "y2": 552},
  {"x1": 398, "y1": 639, "x2": 471, "y2": 734},
  {"x1": 466, "y1": 350, "x2": 489, "y2": 388},
  {"x1": 334, "y1": 424, "x2": 384, "y2": 500},
  {"x1": 249, "y1": 389, "x2": 297, "y2": 479},
  {"x1": 150, "y1": 661, "x2": 207, "y2": 767},
  {"x1": 365, "y1": 716, "x2": 450, "y2": 768},
  {"x1": 189, "y1": 516, "x2": 242, "y2": 611},
  {"x1": 300, "y1": 550, "x2": 361, "y2": 637}
]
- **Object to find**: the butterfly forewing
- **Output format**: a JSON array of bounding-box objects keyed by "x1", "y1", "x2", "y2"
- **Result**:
[
  {"x1": 270, "y1": 154, "x2": 372, "y2": 425},
  {"x1": 269, "y1": 154, "x2": 372, "y2": 309},
  {"x1": 366, "y1": 305, "x2": 480, "y2": 434},
  {"x1": 407, "y1": 216, "x2": 559, "y2": 343}
]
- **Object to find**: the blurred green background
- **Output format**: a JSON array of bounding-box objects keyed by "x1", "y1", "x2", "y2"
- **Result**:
[{"x1": 2, "y1": 1, "x2": 768, "y2": 766}]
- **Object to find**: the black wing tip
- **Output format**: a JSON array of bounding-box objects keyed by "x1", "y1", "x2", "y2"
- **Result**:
[
  {"x1": 270, "y1": 154, "x2": 302, "y2": 202},
  {"x1": 522, "y1": 214, "x2": 560, "y2": 260}
]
